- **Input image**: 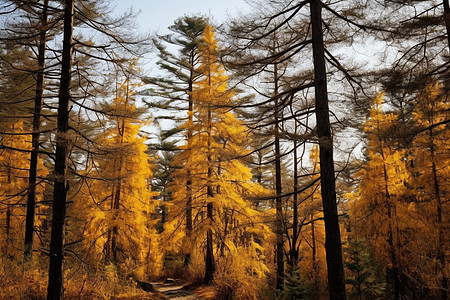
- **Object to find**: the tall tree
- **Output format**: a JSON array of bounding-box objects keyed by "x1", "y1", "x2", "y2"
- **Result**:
[
  {"x1": 143, "y1": 15, "x2": 208, "y2": 265},
  {"x1": 409, "y1": 82, "x2": 449, "y2": 299},
  {"x1": 310, "y1": 1, "x2": 346, "y2": 298},
  {"x1": 224, "y1": 1, "x2": 373, "y2": 295},
  {"x1": 166, "y1": 25, "x2": 270, "y2": 290},
  {"x1": 350, "y1": 93, "x2": 409, "y2": 300},
  {"x1": 77, "y1": 72, "x2": 159, "y2": 276},
  {"x1": 47, "y1": 0, "x2": 73, "y2": 298},
  {"x1": 24, "y1": 0, "x2": 50, "y2": 262}
]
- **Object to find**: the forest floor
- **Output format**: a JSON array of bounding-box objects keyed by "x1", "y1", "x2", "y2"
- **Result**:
[{"x1": 151, "y1": 281, "x2": 217, "y2": 300}]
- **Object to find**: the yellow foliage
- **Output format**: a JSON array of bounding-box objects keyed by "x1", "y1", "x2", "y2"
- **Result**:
[
  {"x1": 349, "y1": 86, "x2": 449, "y2": 297},
  {"x1": 0, "y1": 121, "x2": 48, "y2": 259},
  {"x1": 75, "y1": 74, "x2": 161, "y2": 278},
  {"x1": 165, "y1": 24, "x2": 272, "y2": 291}
]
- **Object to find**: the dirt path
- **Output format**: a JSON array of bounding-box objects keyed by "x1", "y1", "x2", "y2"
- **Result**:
[{"x1": 151, "y1": 282, "x2": 199, "y2": 300}]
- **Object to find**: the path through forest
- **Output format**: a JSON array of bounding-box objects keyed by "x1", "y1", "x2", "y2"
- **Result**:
[{"x1": 151, "y1": 282, "x2": 199, "y2": 300}]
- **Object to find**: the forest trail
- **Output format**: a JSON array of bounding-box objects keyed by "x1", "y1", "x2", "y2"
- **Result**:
[{"x1": 151, "y1": 282, "x2": 199, "y2": 300}]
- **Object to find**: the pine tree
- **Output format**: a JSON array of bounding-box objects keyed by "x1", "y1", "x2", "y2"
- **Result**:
[
  {"x1": 143, "y1": 16, "x2": 208, "y2": 265},
  {"x1": 344, "y1": 238, "x2": 386, "y2": 300}
]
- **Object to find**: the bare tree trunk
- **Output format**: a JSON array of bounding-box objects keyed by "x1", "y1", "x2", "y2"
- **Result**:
[
  {"x1": 274, "y1": 62, "x2": 284, "y2": 291},
  {"x1": 110, "y1": 179, "x2": 121, "y2": 262},
  {"x1": 47, "y1": 0, "x2": 73, "y2": 298},
  {"x1": 204, "y1": 90, "x2": 215, "y2": 284},
  {"x1": 290, "y1": 138, "x2": 299, "y2": 268},
  {"x1": 24, "y1": 0, "x2": 48, "y2": 262},
  {"x1": 204, "y1": 201, "x2": 215, "y2": 284},
  {"x1": 310, "y1": 1, "x2": 347, "y2": 299},
  {"x1": 185, "y1": 66, "x2": 194, "y2": 266}
]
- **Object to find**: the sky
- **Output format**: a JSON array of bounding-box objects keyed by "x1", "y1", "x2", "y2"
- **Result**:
[{"x1": 114, "y1": 0, "x2": 252, "y2": 34}]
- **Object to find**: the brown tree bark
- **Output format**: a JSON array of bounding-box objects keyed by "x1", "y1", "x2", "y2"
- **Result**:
[
  {"x1": 47, "y1": 0, "x2": 73, "y2": 298},
  {"x1": 204, "y1": 201, "x2": 215, "y2": 284},
  {"x1": 185, "y1": 55, "x2": 195, "y2": 266},
  {"x1": 273, "y1": 62, "x2": 285, "y2": 291},
  {"x1": 204, "y1": 83, "x2": 215, "y2": 284},
  {"x1": 310, "y1": 0, "x2": 347, "y2": 299},
  {"x1": 24, "y1": 0, "x2": 48, "y2": 262},
  {"x1": 290, "y1": 138, "x2": 299, "y2": 268}
]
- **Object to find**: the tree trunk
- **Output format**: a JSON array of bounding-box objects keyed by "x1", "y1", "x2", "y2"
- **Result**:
[
  {"x1": 204, "y1": 201, "x2": 215, "y2": 284},
  {"x1": 24, "y1": 0, "x2": 48, "y2": 262},
  {"x1": 378, "y1": 113, "x2": 400, "y2": 300},
  {"x1": 310, "y1": 1, "x2": 347, "y2": 299},
  {"x1": 274, "y1": 62, "x2": 285, "y2": 291},
  {"x1": 110, "y1": 179, "x2": 121, "y2": 262},
  {"x1": 185, "y1": 66, "x2": 194, "y2": 266},
  {"x1": 290, "y1": 138, "x2": 299, "y2": 268},
  {"x1": 46, "y1": 0, "x2": 73, "y2": 298},
  {"x1": 204, "y1": 86, "x2": 215, "y2": 284}
]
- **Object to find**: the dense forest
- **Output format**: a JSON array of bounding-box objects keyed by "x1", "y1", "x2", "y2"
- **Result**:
[{"x1": 0, "y1": 0, "x2": 448, "y2": 299}]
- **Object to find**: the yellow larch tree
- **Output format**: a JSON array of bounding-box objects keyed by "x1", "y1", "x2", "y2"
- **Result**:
[
  {"x1": 407, "y1": 82, "x2": 449, "y2": 298},
  {"x1": 349, "y1": 92, "x2": 410, "y2": 299},
  {"x1": 165, "y1": 25, "x2": 272, "y2": 297},
  {"x1": 76, "y1": 72, "x2": 160, "y2": 278}
]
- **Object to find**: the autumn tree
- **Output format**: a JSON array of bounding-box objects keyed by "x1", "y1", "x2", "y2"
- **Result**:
[
  {"x1": 40, "y1": 1, "x2": 150, "y2": 297},
  {"x1": 224, "y1": 8, "x2": 315, "y2": 290},
  {"x1": 407, "y1": 82, "x2": 449, "y2": 299},
  {"x1": 143, "y1": 15, "x2": 208, "y2": 264},
  {"x1": 165, "y1": 25, "x2": 271, "y2": 296},
  {"x1": 76, "y1": 70, "x2": 160, "y2": 277},
  {"x1": 349, "y1": 93, "x2": 410, "y2": 300},
  {"x1": 374, "y1": 0, "x2": 450, "y2": 127}
]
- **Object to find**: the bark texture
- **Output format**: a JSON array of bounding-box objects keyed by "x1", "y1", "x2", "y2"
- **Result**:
[{"x1": 310, "y1": 0, "x2": 347, "y2": 299}]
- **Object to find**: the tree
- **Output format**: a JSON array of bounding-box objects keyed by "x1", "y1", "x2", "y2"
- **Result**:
[
  {"x1": 344, "y1": 238, "x2": 385, "y2": 300},
  {"x1": 408, "y1": 82, "x2": 449, "y2": 299},
  {"x1": 224, "y1": 0, "x2": 379, "y2": 295},
  {"x1": 77, "y1": 72, "x2": 159, "y2": 276},
  {"x1": 44, "y1": 0, "x2": 149, "y2": 297},
  {"x1": 225, "y1": 11, "x2": 315, "y2": 290},
  {"x1": 143, "y1": 15, "x2": 208, "y2": 265},
  {"x1": 165, "y1": 25, "x2": 271, "y2": 291},
  {"x1": 310, "y1": 2, "x2": 347, "y2": 298},
  {"x1": 350, "y1": 93, "x2": 410, "y2": 300},
  {"x1": 296, "y1": 146, "x2": 328, "y2": 299},
  {"x1": 0, "y1": 0, "x2": 55, "y2": 262},
  {"x1": 47, "y1": 1, "x2": 74, "y2": 298},
  {"x1": 376, "y1": 0, "x2": 450, "y2": 124},
  {"x1": 24, "y1": 0, "x2": 50, "y2": 262}
]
